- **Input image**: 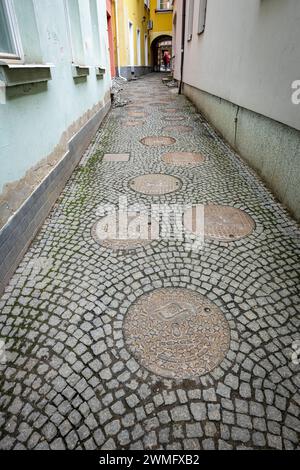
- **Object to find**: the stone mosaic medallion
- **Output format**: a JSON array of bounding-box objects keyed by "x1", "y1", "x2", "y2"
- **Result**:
[
  {"x1": 129, "y1": 174, "x2": 182, "y2": 195},
  {"x1": 162, "y1": 152, "x2": 205, "y2": 166},
  {"x1": 140, "y1": 136, "x2": 176, "y2": 147},
  {"x1": 91, "y1": 212, "x2": 155, "y2": 251},
  {"x1": 163, "y1": 125, "x2": 194, "y2": 134},
  {"x1": 184, "y1": 204, "x2": 256, "y2": 241},
  {"x1": 124, "y1": 288, "x2": 231, "y2": 379}
]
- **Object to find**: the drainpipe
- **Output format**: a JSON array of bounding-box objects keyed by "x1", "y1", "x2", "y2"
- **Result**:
[
  {"x1": 179, "y1": 0, "x2": 186, "y2": 94},
  {"x1": 115, "y1": 0, "x2": 127, "y2": 80}
]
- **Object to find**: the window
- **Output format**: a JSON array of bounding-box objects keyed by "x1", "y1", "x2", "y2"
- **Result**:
[
  {"x1": 187, "y1": 0, "x2": 194, "y2": 41},
  {"x1": 144, "y1": 34, "x2": 148, "y2": 66},
  {"x1": 158, "y1": 1, "x2": 172, "y2": 10},
  {"x1": 128, "y1": 22, "x2": 134, "y2": 66},
  {"x1": 197, "y1": 0, "x2": 207, "y2": 34},
  {"x1": 89, "y1": 0, "x2": 101, "y2": 64},
  {"x1": 65, "y1": 0, "x2": 84, "y2": 65},
  {"x1": 0, "y1": 0, "x2": 22, "y2": 60},
  {"x1": 137, "y1": 29, "x2": 141, "y2": 66}
]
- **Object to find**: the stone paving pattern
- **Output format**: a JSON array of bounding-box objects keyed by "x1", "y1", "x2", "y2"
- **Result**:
[{"x1": 0, "y1": 74, "x2": 299, "y2": 450}]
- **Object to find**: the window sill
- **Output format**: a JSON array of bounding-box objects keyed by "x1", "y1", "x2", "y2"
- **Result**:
[
  {"x1": 155, "y1": 9, "x2": 173, "y2": 13},
  {"x1": 0, "y1": 62, "x2": 53, "y2": 87},
  {"x1": 95, "y1": 66, "x2": 106, "y2": 78},
  {"x1": 72, "y1": 64, "x2": 90, "y2": 79}
]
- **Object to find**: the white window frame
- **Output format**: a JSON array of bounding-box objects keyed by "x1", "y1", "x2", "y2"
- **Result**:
[
  {"x1": 157, "y1": 0, "x2": 172, "y2": 11},
  {"x1": 128, "y1": 21, "x2": 134, "y2": 67},
  {"x1": 64, "y1": 0, "x2": 85, "y2": 65},
  {"x1": 136, "y1": 28, "x2": 141, "y2": 66},
  {"x1": 89, "y1": 0, "x2": 102, "y2": 66},
  {"x1": 197, "y1": 0, "x2": 207, "y2": 35},
  {"x1": 144, "y1": 34, "x2": 148, "y2": 67},
  {"x1": 0, "y1": 0, "x2": 23, "y2": 61},
  {"x1": 187, "y1": 0, "x2": 194, "y2": 41}
]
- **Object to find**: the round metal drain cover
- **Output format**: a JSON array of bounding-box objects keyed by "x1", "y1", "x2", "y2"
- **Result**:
[
  {"x1": 124, "y1": 288, "x2": 230, "y2": 379},
  {"x1": 123, "y1": 120, "x2": 145, "y2": 127},
  {"x1": 162, "y1": 152, "x2": 205, "y2": 166},
  {"x1": 140, "y1": 136, "x2": 176, "y2": 147},
  {"x1": 129, "y1": 174, "x2": 182, "y2": 195},
  {"x1": 163, "y1": 125, "x2": 193, "y2": 134},
  {"x1": 184, "y1": 204, "x2": 255, "y2": 241},
  {"x1": 92, "y1": 212, "x2": 154, "y2": 251}
]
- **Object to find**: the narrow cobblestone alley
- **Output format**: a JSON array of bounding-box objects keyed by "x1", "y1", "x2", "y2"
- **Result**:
[{"x1": 0, "y1": 75, "x2": 299, "y2": 451}]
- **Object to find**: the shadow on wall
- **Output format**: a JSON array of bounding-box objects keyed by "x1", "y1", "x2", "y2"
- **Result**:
[{"x1": 259, "y1": 0, "x2": 288, "y2": 12}]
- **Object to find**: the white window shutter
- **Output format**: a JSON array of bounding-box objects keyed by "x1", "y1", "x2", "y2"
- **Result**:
[{"x1": 197, "y1": 0, "x2": 207, "y2": 35}]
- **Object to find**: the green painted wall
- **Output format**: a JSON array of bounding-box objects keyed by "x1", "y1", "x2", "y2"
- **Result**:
[{"x1": 0, "y1": 0, "x2": 111, "y2": 193}]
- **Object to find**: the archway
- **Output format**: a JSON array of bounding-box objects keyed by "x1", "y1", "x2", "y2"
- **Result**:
[{"x1": 151, "y1": 35, "x2": 172, "y2": 72}]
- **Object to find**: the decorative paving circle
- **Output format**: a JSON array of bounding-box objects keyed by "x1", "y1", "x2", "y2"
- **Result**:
[
  {"x1": 163, "y1": 125, "x2": 193, "y2": 134},
  {"x1": 184, "y1": 204, "x2": 256, "y2": 241},
  {"x1": 162, "y1": 152, "x2": 205, "y2": 166},
  {"x1": 124, "y1": 288, "x2": 231, "y2": 379},
  {"x1": 140, "y1": 136, "x2": 176, "y2": 147},
  {"x1": 91, "y1": 212, "x2": 155, "y2": 251},
  {"x1": 129, "y1": 174, "x2": 182, "y2": 195}
]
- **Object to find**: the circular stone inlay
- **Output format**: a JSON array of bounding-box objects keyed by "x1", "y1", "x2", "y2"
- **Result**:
[
  {"x1": 184, "y1": 204, "x2": 255, "y2": 241},
  {"x1": 162, "y1": 152, "x2": 205, "y2": 166},
  {"x1": 129, "y1": 174, "x2": 182, "y2": 195},
  {"x1": 140, "y1": 136, "x2": 176, "y2": 147},
  {"x1": 163, "y1": 125, "x2": 193, "y2": 134},
  {"x1": 124, "y1": 288, "x2": 230, "y2": 379},
  {"x1": 91, "y1": 212, "x2": 153, "y2": 251}
]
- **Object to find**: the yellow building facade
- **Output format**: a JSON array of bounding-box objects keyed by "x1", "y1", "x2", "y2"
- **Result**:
[
  {"x1": 111, "y1": 0, "x2": 173, "y2": 78},
  {"x1": 149, "y1": 0, "x2": 173, "y2": 71},
  {"x1": 112, "y1": 0, "x2": 151, "y2": 79},
  {"x1": 149, "y1": 0, "x2": 173, "y2": 45}
]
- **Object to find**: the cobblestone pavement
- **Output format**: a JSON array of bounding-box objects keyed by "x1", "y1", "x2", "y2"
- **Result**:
[{"x1": 0, "y1": 74, "x2": 299, "y2": 450}]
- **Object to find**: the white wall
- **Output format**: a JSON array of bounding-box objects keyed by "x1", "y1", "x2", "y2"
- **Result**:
[{"x1": 173, "y1": 0, "x2": 300, "y2": 131}]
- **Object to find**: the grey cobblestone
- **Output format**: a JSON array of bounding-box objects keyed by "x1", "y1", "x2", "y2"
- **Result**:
[{"x1": 0, "y1": 75, "x2": 299, "y2": 450}]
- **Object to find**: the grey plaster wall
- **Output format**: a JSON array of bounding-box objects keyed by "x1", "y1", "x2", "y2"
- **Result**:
[{"x1": 184, "y1": 83, "x2": 300, "y2": 222}]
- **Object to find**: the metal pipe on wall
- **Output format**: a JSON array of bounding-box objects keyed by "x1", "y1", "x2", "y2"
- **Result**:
[{"x1": 179, "y1": 0, "x2": 186, "y2": 94}]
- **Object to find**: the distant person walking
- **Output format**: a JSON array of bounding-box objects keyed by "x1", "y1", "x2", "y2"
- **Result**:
[{"x1": 163, "y1": 51, "x2": 171, "y2": 71}]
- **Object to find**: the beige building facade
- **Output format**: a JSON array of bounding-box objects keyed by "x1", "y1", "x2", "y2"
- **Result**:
[{"x1": 172, "y1": 0, "x2": 300, "y2": 220}]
